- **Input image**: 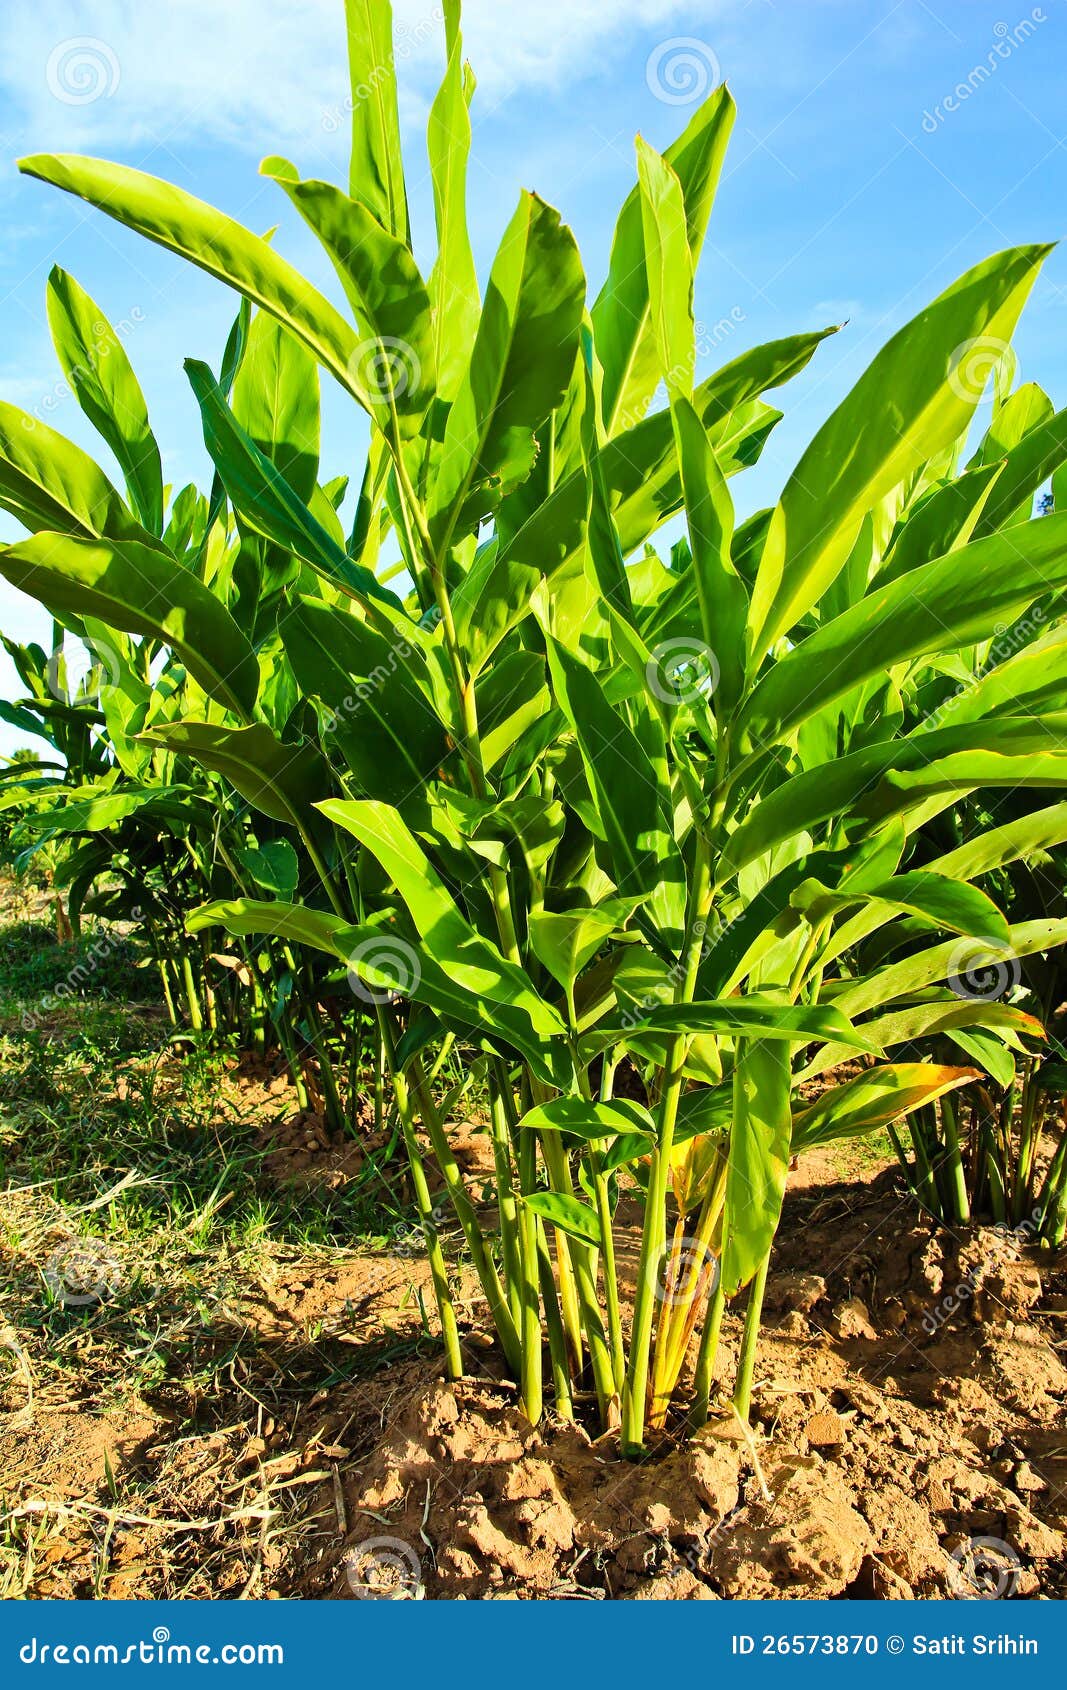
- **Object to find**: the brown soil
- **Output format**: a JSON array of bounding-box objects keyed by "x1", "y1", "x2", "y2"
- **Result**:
[
  {"x1": 309, "y1": 1167, "x2": 1067, "y2": 1601},
  {"x1": 3, "y1": 1150, "x2": 1066, "y2": 1600}
]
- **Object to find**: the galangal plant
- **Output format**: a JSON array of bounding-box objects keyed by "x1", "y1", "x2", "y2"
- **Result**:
[{"x1": 4, "y1": 0, "x2": 1067, "y2": 1458}]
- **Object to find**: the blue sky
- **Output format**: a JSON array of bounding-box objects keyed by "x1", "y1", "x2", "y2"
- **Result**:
[{"x1": 0, "y1": 0, "x2": 1065, "y2": 752}]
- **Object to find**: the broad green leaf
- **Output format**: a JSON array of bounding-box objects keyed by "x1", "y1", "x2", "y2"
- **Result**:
[
  {"x1": 144, "y1": 721, "x2": 330, "y2": 829},
  {"x1": 231, "y1": 312, "x2": 320, "y2": 506},
  {"x1": 520, "y1": 1096, "x2": 655, "y2": 1140},
  {"x1": 803, "y1": 1000, "x2": 1042, "y2": 1080},
  {"x1": 742, "y1": 514, "x2": 1067, "y2": 747},
  {"x1": 188, "y1": 896, "x2": 359, "y2": 957},
  {"x1": 320, "y1": 797, "x2": 570, "y2": 1083},
  {"x1": 427, "y1": 20, "x2": 479, "y2": 401},
  {"x1": 594, "y1": 87, "x2": 734, "y2": 434},
  {"x1": 636, "y1": 136, "x2": 694, "y2": 403},
  {"x1": 723, "y1": 1036, "x2": 791, "y2": 1295},
  {"x1": 18, "y1": 154, "x2": 367, "y2": 404},
  {"x1": 0, "y1": 531, "x2": 258, "y2": 720},
  {"x1": 835, "y1": 917, "x2": 1067, "y2": 1020},
  {"x1": 625, "y1": 997, "x2": 875, "y2": 1049},
  {"x1": 528, "y1": 899, "x2": 641, "y2": 1001},
  {"x1": 0, "y1": 404, "x2": 144, "y2": 542},
  {"x1": 237, "y1": 839, "x2": 300, "y2": 896},
  {"x1": 791, "y1": 1063, "x2": 980, "y2": 1152},
  {"x1": 748, "y1": 244, "x2": 1052, "y2": 663},
  {"x1": 185, "y1": 359, "x2": 394, "y2": 605},
  {"x1": 522, "y1": 1191, "x2": 601, "y2": 1248},
  {"x1": 46, "y1": 267, "x2": 163, "y2": 534},
  {"x1": 429, "y1": 193, "x2": 585, "y2": 553},
  {"x1": 343, "y1": 0, "x2": 409, "y2": 243},
  {"x1": 260, "y1": 161, "x2": 433, "y2": 435}
]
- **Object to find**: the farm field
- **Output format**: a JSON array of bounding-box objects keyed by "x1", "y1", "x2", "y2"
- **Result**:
[
  {"x1": 1, "y1": 0, "x2": 1067, "y2": 1610},
  {"x1": 0, "y1": 880, "x2": 1064, "y2": 1600}
]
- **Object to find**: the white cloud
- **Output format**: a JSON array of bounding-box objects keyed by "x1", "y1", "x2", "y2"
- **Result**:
[{"x1": 0, "y1": 0, "x2": 721, "y2": 160}]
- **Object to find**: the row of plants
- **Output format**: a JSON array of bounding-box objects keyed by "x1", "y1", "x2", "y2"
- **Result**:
[{"x1": 2, "y1": 0, "x2": 1067, "y2": 1455}]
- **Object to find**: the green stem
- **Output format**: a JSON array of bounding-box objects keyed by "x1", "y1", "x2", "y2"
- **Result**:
[
  {"x1": 690, "y1": 1274, "x2": 726, "y2": 1430},
  {"x1": 732, "y1": 1249, "x2": 771, "y2": 1423},
  {"x1": 621, "y1": 834, "x2": 712, "y2": 1456}
]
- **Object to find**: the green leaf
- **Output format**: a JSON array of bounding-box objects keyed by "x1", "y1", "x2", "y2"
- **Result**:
[
  {"x1": 320, "y1": 797, "x2": 569, "y2": 1083},
  {"x1": 429, "y1": 192, "x2": 585, "y2": 552},
  {"x1": 859, "y1": 871, "x2": 1010, "y2": 945},
  {"x1": 0, "y1": 404, "x2": 145, "y2": 542},
  {"x1": 520, "y1": 1096, "x2": 655, "y2": 1140},
  {"x1": 237, "y1": 839, "x2": 300, "y2": 896},
  {"x1": 594, "y1": 87, "x2": 734, "y2": 434},
  {"x1": 0, "y1": 531, "x2": 258, "y2": 720},
  {"x1": 231, "y1": 312, "x2": 320, "y2": 506},
  {"x1": 546, "y1": 638, "x2": 686, "y2": 938},
  {"x1": 143, "y1": 721, "x2": 330, "y2": 828},
  {"x1": 723, "y1": 1037, "x2": 791, "y2": 1295},
  {"x1": 528, "y1": 899, "x2": 641, "y2": 1000},
  {"x1": 45, "y1": 268, "x2": 163, "y2": 534},
  {"x1": 260, "y1": 161, "x2": 433, "y2": 435},
  {"x1": 187, "y1": 896, "x2": 358, "y2": 957},
  {"x1": 748, "y1": 243, "x2": 1052, "y2": 662},
  {"x1": 522, "y1": 1190, "x2": 601, "y2": 1248},
  {"x1": 452, "y1": 333, "x2": 827, "y2": 675},
  {"x1": 281, "y1": 595, "x2": 446, "y2": 805},
  {"x1": 185, "y1": 359, "x2": 394, "y2": 605},
  {"x1": 743, "y1": 515, "x2": 1067, "y2": 748},
  {"x1": 625, "y1": 997, "x2": 875, "y2": 1049},
  {"x1": 427, "y1": 19, "x2": 479, "y2": 401},
  {"x1": 802, "y1": 1001, "x2": 1041, "y2": 1081},
  {"x1": 19, "y1": 153, "x2": 366, "y2": 403},
  {"x1": 791, "y1": 1063, "x2": 980, "y2": 1152},
  {"x1": 343, "y1": 0, "x2": 409, "y2": 243}
]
